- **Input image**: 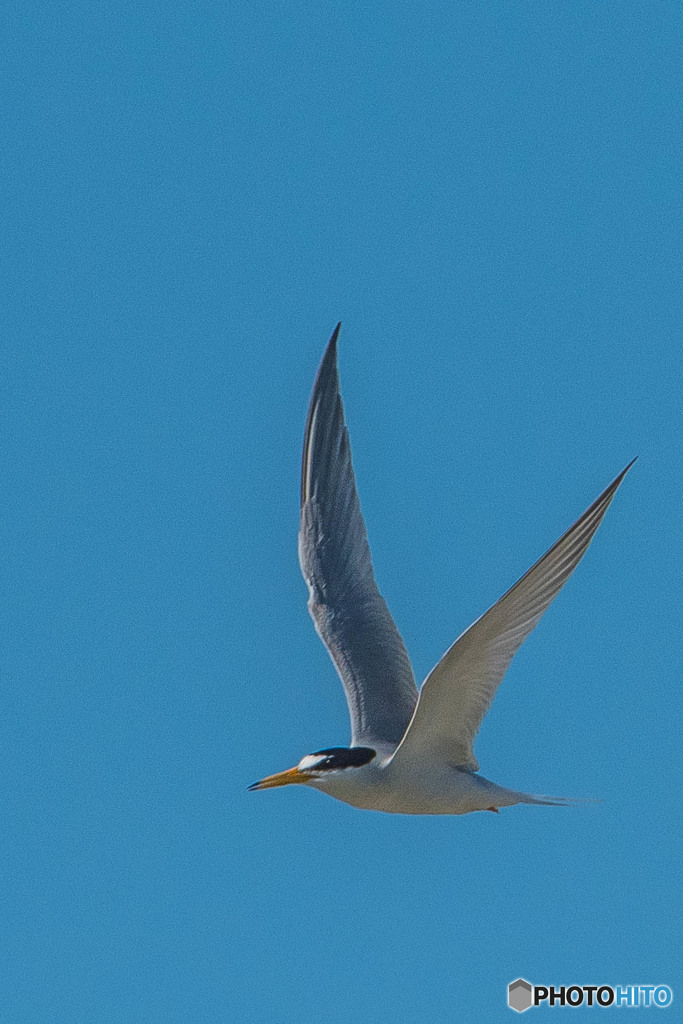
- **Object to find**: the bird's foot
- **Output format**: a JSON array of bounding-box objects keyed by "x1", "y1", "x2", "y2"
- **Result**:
[{"x1": 487, "y1": 806, "x2": 499, "y2": 813}]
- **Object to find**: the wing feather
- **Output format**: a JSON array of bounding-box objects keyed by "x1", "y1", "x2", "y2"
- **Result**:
[
  {"x1": 298, "y1": 325, "x2": 418, "y2": 748},
  {"x1": 391, "y1": 460, "x2": 636, "y2": 771}
]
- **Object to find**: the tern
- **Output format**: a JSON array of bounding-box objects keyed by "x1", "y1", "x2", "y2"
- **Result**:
[{"x1": 250, "y1": 324, "x2": 635, "y2": 814}]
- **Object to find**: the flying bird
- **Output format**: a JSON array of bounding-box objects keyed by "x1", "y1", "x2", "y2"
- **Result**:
[{"x1": 250, "y1": 324, "x2": 635, "y2": 814}]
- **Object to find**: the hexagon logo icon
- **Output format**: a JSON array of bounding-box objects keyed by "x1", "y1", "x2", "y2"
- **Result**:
[{"x1": 508, "y1": 978, "x2": 533, "y2": 1013}]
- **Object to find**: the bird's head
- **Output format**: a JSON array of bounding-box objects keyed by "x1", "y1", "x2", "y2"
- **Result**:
[{"x1": 249, "y1": 746, "x2": 376, "y2": 791}]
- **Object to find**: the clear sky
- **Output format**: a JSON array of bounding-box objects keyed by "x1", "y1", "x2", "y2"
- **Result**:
[{"x1": 1, "y1": 2, "x2": 680, "y2": 1021}]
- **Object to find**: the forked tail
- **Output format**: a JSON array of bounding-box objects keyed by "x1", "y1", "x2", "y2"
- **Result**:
[{"x1": 520, "y1": 793, "x2": 602, "y2": 807}]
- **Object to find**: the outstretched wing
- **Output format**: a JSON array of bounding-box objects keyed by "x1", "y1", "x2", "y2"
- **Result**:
[
  {"x1": 390, "y1": 459, "x2": 636, "y2": 772},
  {"x1": 298, "y1": 325, "x2": 418, "y2": 749}
]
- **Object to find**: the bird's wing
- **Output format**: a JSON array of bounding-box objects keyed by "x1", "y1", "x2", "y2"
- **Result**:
[
  {"x1": 390, "y1": 460, "x2": 635, "y2": 772},
  {"x1": 298, "y1": 325, "x2": 418, "y2": 749}
]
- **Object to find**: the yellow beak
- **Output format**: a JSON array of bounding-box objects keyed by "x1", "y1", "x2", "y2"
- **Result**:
[{"x1": 248, "y1": 766, "x2": 312, "y2": 791}]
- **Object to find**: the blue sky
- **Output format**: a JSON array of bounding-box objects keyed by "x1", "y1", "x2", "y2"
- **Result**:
[{"x1": 1, "y1": 2, "x2": 681, "y2": 1021}]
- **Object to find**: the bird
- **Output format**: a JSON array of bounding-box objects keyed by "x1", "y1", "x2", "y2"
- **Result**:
[{"x1": 249, "y1": 324, "x2": 635, "y2": 814}]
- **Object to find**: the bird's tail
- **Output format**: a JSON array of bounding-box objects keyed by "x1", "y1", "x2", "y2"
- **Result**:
[{"x1": 518, "y1": 792, "x2": 602, "y2": 807}]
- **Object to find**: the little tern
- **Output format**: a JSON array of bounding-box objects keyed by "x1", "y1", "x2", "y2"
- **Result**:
[{"x1": 250, "y1": 324, "x2": 635, "y2": 814}]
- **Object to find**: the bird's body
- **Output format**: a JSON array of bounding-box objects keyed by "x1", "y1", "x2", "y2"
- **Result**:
[
  {"x1": 300, "y1": 751, "x2": 554, "y2": 815},
  {"x1": 250, "y1": 324, "x2": 635, "y2": 815}
]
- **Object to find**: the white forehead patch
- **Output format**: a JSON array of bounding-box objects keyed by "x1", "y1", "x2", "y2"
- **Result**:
[{"x1": 298, "y1": 754, "x2": 327, "y2": 771}]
